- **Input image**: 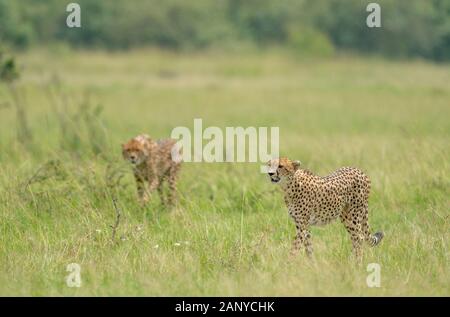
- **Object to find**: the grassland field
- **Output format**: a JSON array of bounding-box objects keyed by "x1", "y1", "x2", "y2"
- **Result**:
[{"x1": 0, "y1": 49, "x2": 448, "y2": 296}]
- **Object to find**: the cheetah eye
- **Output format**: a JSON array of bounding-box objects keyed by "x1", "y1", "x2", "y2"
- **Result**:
[{"x1": 278, "y1": 165, "x2": 283, "y2": 169}]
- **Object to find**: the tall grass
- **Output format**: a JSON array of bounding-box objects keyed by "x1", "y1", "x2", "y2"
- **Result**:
[{"x1": 0, "y1": 50, "x2": 448, "y2": 296}]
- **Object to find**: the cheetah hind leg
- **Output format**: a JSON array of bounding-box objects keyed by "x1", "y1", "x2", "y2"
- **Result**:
[
  {"x1": 345, "y1": 225, "x2": 364, "y2": 260},
  {"x1": 167, "y1": 166, "x2": 180, "y2": 207},
  {"x1": 157, "y1": 182, "x2": 167, "y2": 206},
  {"x1": 341, "y1": 211, "x2": 364, "y2": 260}
]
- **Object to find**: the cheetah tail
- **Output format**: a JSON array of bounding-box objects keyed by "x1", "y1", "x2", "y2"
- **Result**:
[{"x1": 368, "y1": 231, "x2": 384, "y2": 247}]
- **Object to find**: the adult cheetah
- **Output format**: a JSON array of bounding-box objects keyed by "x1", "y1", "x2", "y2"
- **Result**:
[{"x1": 267, "y1": 157, "x2": 383, "y2": 258}]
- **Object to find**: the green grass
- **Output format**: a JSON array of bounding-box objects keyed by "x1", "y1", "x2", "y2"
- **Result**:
[{"x1": 0, "y1": 49, "x2": 448, "y2": 296}]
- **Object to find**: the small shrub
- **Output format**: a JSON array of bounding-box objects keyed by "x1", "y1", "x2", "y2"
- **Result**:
[{"x1": 287, "y1": 25, "x2": 335, "y2": 57}]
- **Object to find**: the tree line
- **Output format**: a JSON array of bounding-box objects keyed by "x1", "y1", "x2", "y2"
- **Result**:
[{"x1": 0, "y1": 0, "x2": 449, "y2": 61}]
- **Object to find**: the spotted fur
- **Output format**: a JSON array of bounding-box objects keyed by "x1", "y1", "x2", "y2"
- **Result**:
[
  {"x1": 267, "y1": 157, "x2": 383, "y2": 258},
  {"x1": 122, "y1": 134, "x2": 181, "y2": 206}
]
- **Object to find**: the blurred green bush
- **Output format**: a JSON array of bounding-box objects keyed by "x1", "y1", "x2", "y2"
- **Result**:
[
  {"x1": 0, "y1": 0, "x2": 448, "y2": 61},
  {"x1": 286, "y1": 25, "x2": 335, "y2": 57}
]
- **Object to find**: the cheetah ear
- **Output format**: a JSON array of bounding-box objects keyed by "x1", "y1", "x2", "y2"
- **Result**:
[{"x1": 292, "y1": 160, "x2": 301, "y2": 170}]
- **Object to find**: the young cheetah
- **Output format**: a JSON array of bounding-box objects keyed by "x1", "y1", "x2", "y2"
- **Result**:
[
  {"x1": 122, "y1": 134, "x2": 181, "y2": 206},
  {"x1": 267, "y1": 157, "x2": 383, "y2": 258}
]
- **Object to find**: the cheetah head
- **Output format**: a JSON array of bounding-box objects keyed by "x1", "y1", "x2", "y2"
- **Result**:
[
  {"x1": 267, "y1": 157, "x2": 300, "y2": 183},
  {"x1": 122, "y1": 135, "x2": 151, "y2": 166}
]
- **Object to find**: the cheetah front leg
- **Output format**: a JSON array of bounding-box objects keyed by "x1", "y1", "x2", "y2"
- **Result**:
[
  {"x1": 146, "y1": 161, "x2": 160, "y2": 199},
  {"x1": 134, "y1": 175, "x2": 149, "y2": 205},
  {"x1": 290, "y1": 209, "x2": 313, "y2": 257},
  {"x1": 292, "y1": 226, "x2": 313, "y2": 257},
  {"x1": 147, "y1": 176, "x2": 159, "y2": 196}
]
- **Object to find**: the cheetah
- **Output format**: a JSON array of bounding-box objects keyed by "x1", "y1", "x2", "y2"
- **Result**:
[
  {"x1": 122, "y1": 134, "x2": 181, "y2": 206},
  {"x1": 267, "y1": 157, "x2": 383, "y2": 258}
]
